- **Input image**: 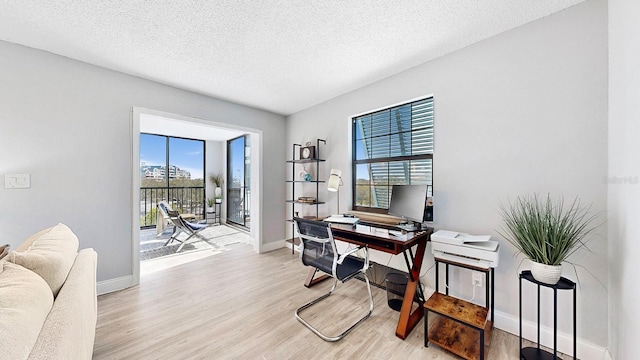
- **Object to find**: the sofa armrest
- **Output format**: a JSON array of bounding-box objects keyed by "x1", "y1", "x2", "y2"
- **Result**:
[{"x1": 28, "y1": 248, "x2": 97, "y2": 360}]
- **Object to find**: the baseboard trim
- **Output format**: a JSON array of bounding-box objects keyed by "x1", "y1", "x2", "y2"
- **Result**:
[
  {"x1": 261, "y1": 239, "x2": 287, "y2": 253},
  {"x1": 97, "y1": 275, "x2": 133, "y2": 295},
  {"x1": 604, "y1": 348, "x2": 612, "y2": 360},
  {"x1": 494, "y1": 310, "x2": 607, "y2": 360}
]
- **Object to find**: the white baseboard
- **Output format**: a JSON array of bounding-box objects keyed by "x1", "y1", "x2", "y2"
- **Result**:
[
  {"x1": 604, "y1": 348, "x2": 612, "y2": 360},
  {"x1": 97, "y1": 275, "x2": 133, "y2": 295},
  {"x1": 494, "y1": 310, "x2": 607, "y2": 360},
  {"x1": 260, "y1": 239, "x2": 287, "y2": 253}
]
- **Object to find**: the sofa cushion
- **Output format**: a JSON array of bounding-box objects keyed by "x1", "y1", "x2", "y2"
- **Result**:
[
  {"x1": 0, "y1": 262, "x2": 54, "y2": 360},
  {"x1": 14, "y1": 227, "x2": 52, "y2": 252},
  {"x1": 8, "y1": 223, "x2": 79, "y2": 297}
]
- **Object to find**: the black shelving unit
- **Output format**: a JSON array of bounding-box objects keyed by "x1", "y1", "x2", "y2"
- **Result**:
[
  {"x1": 286, "y1": 139, "x2": 326, "y2": 253},
  {"x1": 519, "y1": 270, "x2": 576, "y2": 360}
]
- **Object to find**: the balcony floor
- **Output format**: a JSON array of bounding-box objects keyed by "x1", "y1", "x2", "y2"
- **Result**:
[{"x1": 139, "y1": 224, "x2": 251, "y2": 262}]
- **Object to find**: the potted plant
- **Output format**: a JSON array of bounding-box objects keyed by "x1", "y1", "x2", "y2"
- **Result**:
[
  {"x1": 498, "y1": 194, "x2": 602, "y2": 285},
  {"x1": 209, "y1": 173, "x2": 224, "y2": 202},
  {"x1": 206, "y1": 198, "x2": 215, "y2": 213}
]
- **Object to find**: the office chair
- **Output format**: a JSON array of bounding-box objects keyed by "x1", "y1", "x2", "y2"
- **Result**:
[
  {"x1": 160, "y1": 204, "x2": 208, "y2": 252},
  {"x1": 293, "y1": 217, "x2": 374, "y2": 342}
]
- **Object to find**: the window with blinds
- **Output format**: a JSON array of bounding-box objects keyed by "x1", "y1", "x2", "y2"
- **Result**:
[{"x1": 352, "y1": 97, "x2": 433, "y2": 213}]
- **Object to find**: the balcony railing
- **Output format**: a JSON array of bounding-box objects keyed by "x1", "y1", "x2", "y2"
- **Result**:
[{"x1": 140, "y1": 186, "x2": 206, "y2": 228}]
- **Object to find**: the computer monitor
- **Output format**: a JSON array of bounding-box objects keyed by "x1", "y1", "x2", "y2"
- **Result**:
[{"x1": 388, "y1": 185, "x2": 428, "y2": 228}]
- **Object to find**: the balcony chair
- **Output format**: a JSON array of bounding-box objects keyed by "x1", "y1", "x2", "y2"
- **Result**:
[
  {"x1": 162, "y1": 209, "x2": 209, "y2": 252},
  {"x1": 293, "y1": 217, "x2": 374, "y2": 342},
  {"x1": 157, "y1": 201, "x2": 207, "y2": 252},
  {"x1": 156, "y1": 200, "x2": 196, "y2": 236}
]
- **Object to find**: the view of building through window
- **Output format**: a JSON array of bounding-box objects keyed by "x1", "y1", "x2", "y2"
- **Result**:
[
  {"x1": 139, "y1": 133, "x2": 205, "y2": 227},
  {"x1": 140, "y1": 134, "x2": 204, "y2": 186}
]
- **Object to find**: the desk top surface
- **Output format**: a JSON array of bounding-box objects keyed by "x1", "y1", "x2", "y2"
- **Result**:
[{"x1": 330, "y1": 222, "x2": 432, "y2": 254}]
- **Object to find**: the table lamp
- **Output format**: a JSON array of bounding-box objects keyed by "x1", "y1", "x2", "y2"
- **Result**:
[{"x1": 327, "y1": 169, "x2": 343, "y2": 215}]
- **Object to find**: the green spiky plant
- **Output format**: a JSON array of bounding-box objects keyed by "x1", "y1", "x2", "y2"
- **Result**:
[
  {"x1": 208, "y1": 173, "x2": 224, "y2": 187},
  {"x1": 498, "y1": 194, "x2": 601, "y2": 266}
]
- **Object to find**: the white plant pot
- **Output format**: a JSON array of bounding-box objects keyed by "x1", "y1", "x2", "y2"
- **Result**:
[
  {"x1": 207, "y1": 207, "x2": 214, "y2": 213},
  {"x1": 530, "y1": 261, "x2": 562, "y2": 285}
]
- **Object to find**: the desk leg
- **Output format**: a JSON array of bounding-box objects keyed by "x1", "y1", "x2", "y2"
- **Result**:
[
  {"x1": 304, "y1": 267, "x2": 330, "y2": 288},
  {"x1": 395, "y1": 238, "x2": 427, "y2": 339}
]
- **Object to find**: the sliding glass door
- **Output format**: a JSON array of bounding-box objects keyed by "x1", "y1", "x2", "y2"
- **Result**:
[{"x1": 227, "y1": 135, "x2": 250, "y2": 228}]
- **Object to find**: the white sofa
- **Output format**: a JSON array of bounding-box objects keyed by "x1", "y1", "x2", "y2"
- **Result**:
[{"x1": 0, "y1": 223, "x2": 97, "y2": 360}]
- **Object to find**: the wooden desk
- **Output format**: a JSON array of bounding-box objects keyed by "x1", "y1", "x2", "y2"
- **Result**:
[{"x1": 304, "y1": 222, "x2": 432, "y2": 340}]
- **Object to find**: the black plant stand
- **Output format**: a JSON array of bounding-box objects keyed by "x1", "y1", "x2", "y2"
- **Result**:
[
  {"x1": 206, "y1": 202, "x2": 221, "y2": 225},
  {"x1": 519, "y1": 270, "x2": 576, "y2": 360}
]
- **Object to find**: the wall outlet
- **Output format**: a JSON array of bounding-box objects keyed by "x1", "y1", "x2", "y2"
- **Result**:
[
  {"x1": 4, "y1": 174, "x2": 30, "y2": 189},
  {"x1": 472, "y1": 273, "x2": 483, "y2": 287}
]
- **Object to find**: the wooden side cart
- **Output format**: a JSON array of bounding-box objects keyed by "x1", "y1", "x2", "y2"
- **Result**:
[{"x1": 424, "y1": 258, "x2": 495, "y2": 360}]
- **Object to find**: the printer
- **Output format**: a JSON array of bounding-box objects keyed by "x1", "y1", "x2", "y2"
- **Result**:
[{"x1": 431, "y1": 230, "x2": 500, "y2": 269}]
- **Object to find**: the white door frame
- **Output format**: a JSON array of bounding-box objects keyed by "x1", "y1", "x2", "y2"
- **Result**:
[{"x1": 130, "y1": 106, "x2": 263, "y2": 287}]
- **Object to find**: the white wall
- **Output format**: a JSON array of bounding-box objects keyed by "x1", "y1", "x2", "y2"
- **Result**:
[
  {"x1": 206, "y1": 140, "x2": 225, "y2": 219},
  {"x1": 205, "y1": 140, "x2": 225, "y2": 199},
  {"x1": 0, "y1": 40, "x2": 286, "y2": 286},
  {"x1": 287, "y1": 0, "x2": 607, "y2": 356},
  {"x1": 608, "y1": 0, "x2": 640, "y2": 359}
]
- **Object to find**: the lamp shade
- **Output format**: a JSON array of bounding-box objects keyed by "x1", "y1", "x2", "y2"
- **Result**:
[{"x1": 327, "y1": 169, "x2": 342, "y2": 192}]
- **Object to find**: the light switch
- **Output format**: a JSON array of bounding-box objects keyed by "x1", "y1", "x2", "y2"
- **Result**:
[{"x1": 4, "y1": 174, "x2": 30, "y2": 189}]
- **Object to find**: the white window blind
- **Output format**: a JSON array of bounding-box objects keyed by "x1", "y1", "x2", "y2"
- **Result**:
[{"x1": 353, "y1": 97, "x2": 433, "y2": 211}]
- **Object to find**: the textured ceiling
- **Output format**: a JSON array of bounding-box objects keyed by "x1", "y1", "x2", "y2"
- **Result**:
[{"x1": 0, "y1": 0, "x2": 584, "y2": 115}]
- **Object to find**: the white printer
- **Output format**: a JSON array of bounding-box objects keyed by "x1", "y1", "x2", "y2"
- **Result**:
[{"x1": 431, "y1": 230, "x2": 500, "y2": 269}]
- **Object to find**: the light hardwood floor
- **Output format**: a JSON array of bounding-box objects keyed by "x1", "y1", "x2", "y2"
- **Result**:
[{"x1": 94, "y1": 243, "x2": 524, "y2": 359}]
